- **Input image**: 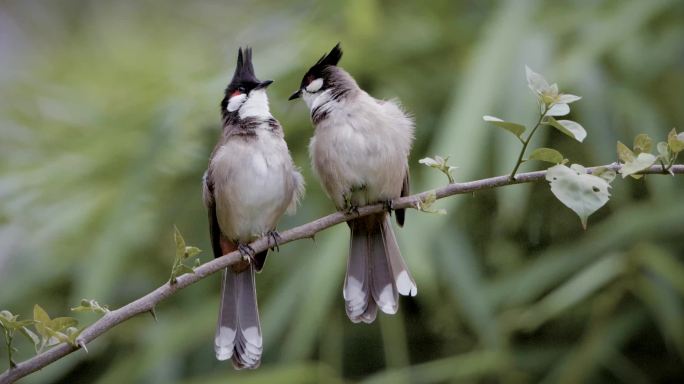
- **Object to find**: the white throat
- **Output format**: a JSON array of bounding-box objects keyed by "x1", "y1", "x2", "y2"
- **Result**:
[
  {"x1": 238, "y1": 89, "x2": 272, "y2": 119},
  {"x1": 303, "y1": 88, "x2": 332, "y2": 111}
]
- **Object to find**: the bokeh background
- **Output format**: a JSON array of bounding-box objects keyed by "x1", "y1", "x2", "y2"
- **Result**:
[{"x1": 1, "y1": 1, "x2": 684, "y2": 383}]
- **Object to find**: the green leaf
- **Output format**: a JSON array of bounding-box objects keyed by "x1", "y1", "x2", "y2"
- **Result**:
[
  {"x1": 33, "y1": 304, "x2": 51, "y2": 338},
  {"x1": 667, "y1": 128, "x2": 684, "y2": 153},
  {"x1": 592, "y1": 167, "x2": 617, "y2": 183},
  {"x1": 50, "y1": 317, "x2": 79, "y2": 332},
  {"x1": 617, "y1": 141, "x2": 635, "y2": 163},
  {"x1": 482, "y1": 115, "x2": 526, "y2": 137},
  {"x1": 184, "y1": 246, "x2": 202, "y2": 259},
  {"x1": 546, "y1": 117, "x2": 587, "y2": 142},
  {"x1": 419, "y1": 155, "x2": 457, "y2": 183},
  {"x1": 633, "y1": 134, "x2": 653, "y2": 154},
  {"x1": 657, "y1": 141, "x2": 670, "y2": 159},
  {"x1": 172, "y1": 264, "x2": 196, "y2": 278},
  {"x1": 619, "y1": 153, "x2": 657, "y2": 179},
  {"x1": 173, "y1": 226, "x2": 186, "y2": 261},
  {"x1": 528, "y1": 148, "x2": 564, "y2": 164},
  {"x1": 65, "y1": 327, "x2": 83, "y2": 347},
  {"x1": 71, "y1": 299, "x2": 110, "y2": 315},
  {"x1": 0, "y1": 310, "x2": 17, "y2": 329},
  {"x1": 416, "y1": 191, "x2": 447, "y2": 215},
  {"x1": 546, "y1": 164, "x2": 612, "y2": 229}
]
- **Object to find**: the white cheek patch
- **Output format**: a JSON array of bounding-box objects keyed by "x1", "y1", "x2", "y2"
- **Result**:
[
  {"x1": 305, "y1": 78, "x2": 323, "y2": 93},
  {"x1": 227, "y1": 94, "x2": 247, "y2": 112},
  {"x1": 238, "y1": 89, "x2": 271, "y2": 119}
]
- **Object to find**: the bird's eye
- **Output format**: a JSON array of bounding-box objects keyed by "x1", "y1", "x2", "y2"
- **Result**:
[{"x1": 238, "y1": 86, "x2": 246, "y2": 93}]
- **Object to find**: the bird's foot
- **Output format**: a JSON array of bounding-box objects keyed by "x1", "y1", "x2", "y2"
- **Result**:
[
  {"x1": 237, "y1": 243, "x2": 256, "y2": 264},
  {"x1": 267, "y1": 230, "x2": 282, "y2": 252},
  {"x1": 382, "y1": 199, "x2": 394, "y2": 213},
  {"x1": 345, "y1": 203, "x2": 360, "y2": 216}
]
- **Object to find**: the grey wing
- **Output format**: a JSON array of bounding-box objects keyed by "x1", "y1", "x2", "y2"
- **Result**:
[
  {"x1": 203, "y1": 170, "x2": 223, "y2": 259},
  {"x1": 395, "y1": 172, "x2": 409, "y2": 227}
]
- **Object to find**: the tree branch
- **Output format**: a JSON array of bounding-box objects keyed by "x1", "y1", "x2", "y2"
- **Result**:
[{"x1": 2, "y1": 163, "x2": 683, "y2": 383}]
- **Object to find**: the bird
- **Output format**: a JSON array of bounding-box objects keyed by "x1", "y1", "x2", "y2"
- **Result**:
[
  {"x1": 203, "y1": 47, "x2": 304, "y2": 368},
  {"x1": 289, "y1": 43, "x2": 417, "y2": 323}
]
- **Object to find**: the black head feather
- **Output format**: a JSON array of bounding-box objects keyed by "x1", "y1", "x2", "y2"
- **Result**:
[
  {"x1": 221, "y1": 47, "x2": 274, "y2": 117},
  {"x1": 299, "y1": 43, "x2": 343, "y2": 89},
  {"x1": 228, "y1": 47, "x2": 261, "y2": 91}
]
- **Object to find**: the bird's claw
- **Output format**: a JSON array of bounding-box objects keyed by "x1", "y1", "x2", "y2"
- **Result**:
[
  {"x1": 267, "y1": 230, "x2": 282, "y2": 252},
  {"x1": 345, "y1": 204, "x2": 360, "y2": 216},
  {"x1": 382, "y1": 199, "x2": 394, "y2": 213},
  {"x1": 238, "y1": 243, "x2": 256, "y2": 264}
]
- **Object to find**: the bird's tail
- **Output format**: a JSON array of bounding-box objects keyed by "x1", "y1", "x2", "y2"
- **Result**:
[
  {"x1": 215, "y1": 264, "x2": 262, "y2": 369},
  {"x1": 344, "y1": 213, "x2": 417, "y2": 323}
]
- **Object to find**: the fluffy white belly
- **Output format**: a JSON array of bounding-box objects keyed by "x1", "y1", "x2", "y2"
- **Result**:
[
  {"x1": 311, "y1": 121, "x2": 405, "y2": 207},
  {"x1": 212, "y1": 135, "x2": 291, "y2": 241}
]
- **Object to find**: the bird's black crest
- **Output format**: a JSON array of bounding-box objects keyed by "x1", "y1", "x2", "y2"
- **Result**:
[
  {"x1": 315, "y1": 43, "x2": 343, "y2": 68},
  {"x1": 300, "y1": 43, "x2": 343, "y2": 88},
  {"x1": 221, "y1": 47, "x2": 265, "y2": 117},
  {"x1": 228, "y1": 47, "x2": 261, "y2": 91}
]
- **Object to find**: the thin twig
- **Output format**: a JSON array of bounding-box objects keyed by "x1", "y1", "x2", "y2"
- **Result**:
[
  {"x1": 1, "y1": 163, "x2": 683, "y2": 383},
  {"x1": 510, "y1": 105, "x2": 549, "y2": 179}
]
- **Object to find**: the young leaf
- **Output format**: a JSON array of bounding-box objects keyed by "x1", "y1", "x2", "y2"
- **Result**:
[
  {"x1": 546, "y1": 118, "x2": 587, "y2": 142},
  {"x1": 419, "y1": 156, "x2": 457, "y2": 183},
  {"x1": 657, "y1": 141, "x2": 670, "y2": 159},
  {"x1": 0, "y1": 311, "x2": 16, "y2": 327},
  {"x1": 525, "y1": 66, "x2": 550, "y2": 96},
  {"x1": 184, "y1": 246, "x2": 202, "y2": 259},
  {"x1": 418, "y1": 157, "x2": 439, "y2": 167},
  {"x1": 33, "y1": 304, "x2": 51, "y2": 338},
  {"x1": 633, "y1": 134, "x2": 653, "y2": 154},
  {"x1": 546, "y1": 164, "x2": 612, "y2": 229},
  {"x1": 667, "y1": 128, "x2": 684, "y2": 153},
  {"x1": 483, "y1": 115, "x2": 526, "y2": 138},
  {"x1": 415, "y1": 191, "x2": 447, "y2": 215},
  {"x1": 173, "y1": 264, "x2": 196, "y2": 277},
  {"x1": 528, "y1": 148, "x2": 565, "y2": 164},
  {"x1": 65, "y1": 327, "x2": 84, "y2": 347},
  {"x1": 169, "y1": 227, "x2": 203, "y2": 284},
  {"x1": 556, "y1": 94, "x2": 582, "y2": 104},
  {"x1": 619, "y1": 153, "x2": 657, "y2": 179},
  {"x1": 592, "y1": 167, "x2": 617, "y2": 183},
  {"x1": 545, "y1": 103, "x2": 570, "y2": 117},
  {"x1": 174, "y1": 226, "x2": 186, "y2": 261},
  {"x1": 71, "y1": 299, "x2": 110, "y2": 315},
  {"x1": 50, "y1": 317, "x2": 78, "y2": 333},
  {"x1": 616, "y1": 141, "x2": 635, "y2": 163}
]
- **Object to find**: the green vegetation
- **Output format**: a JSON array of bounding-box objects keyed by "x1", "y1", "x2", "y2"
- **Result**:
[{"x1": 1, "y1": 0, "x2": 683, "y2": 382}]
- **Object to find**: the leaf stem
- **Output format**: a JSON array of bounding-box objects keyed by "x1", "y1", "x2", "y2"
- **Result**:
[
  {"x1": 2, "y1": 327, "x2": 15, "y2": 369},
  {"x1": 510, "y1": 105, "x2": 549, "y2": 179}
]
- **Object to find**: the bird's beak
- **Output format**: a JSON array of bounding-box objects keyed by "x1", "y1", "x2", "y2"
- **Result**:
[
  {"x1": 288, "y1": 89, "x2": 302, "y2": 100},
  {"x1": 254, "y1": 80, "x2": 274, "y2": 90}
]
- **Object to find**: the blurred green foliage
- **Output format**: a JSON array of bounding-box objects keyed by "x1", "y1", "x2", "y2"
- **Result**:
[{"x1": 1, "y1": 0, "x2": 684, "y2": 383}]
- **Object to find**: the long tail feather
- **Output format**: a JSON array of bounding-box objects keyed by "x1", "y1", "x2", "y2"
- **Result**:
[
  {"x1": 215, "y1": 265, "x2": 262, "y2": 369},
  {"x1": 381, "y1": 216, "x2": 417, "y2": 297},
  {"x1": 344, "y1": 213, "x2": 416, "y2": 323},
  {"x1": 345, "y1": 220, "x2": 372, "y2": 322}
]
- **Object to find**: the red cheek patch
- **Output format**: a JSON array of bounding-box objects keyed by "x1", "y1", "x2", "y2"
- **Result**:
[{"x1": 231, "y1": 90, "x2": 242, "y2": 97}]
